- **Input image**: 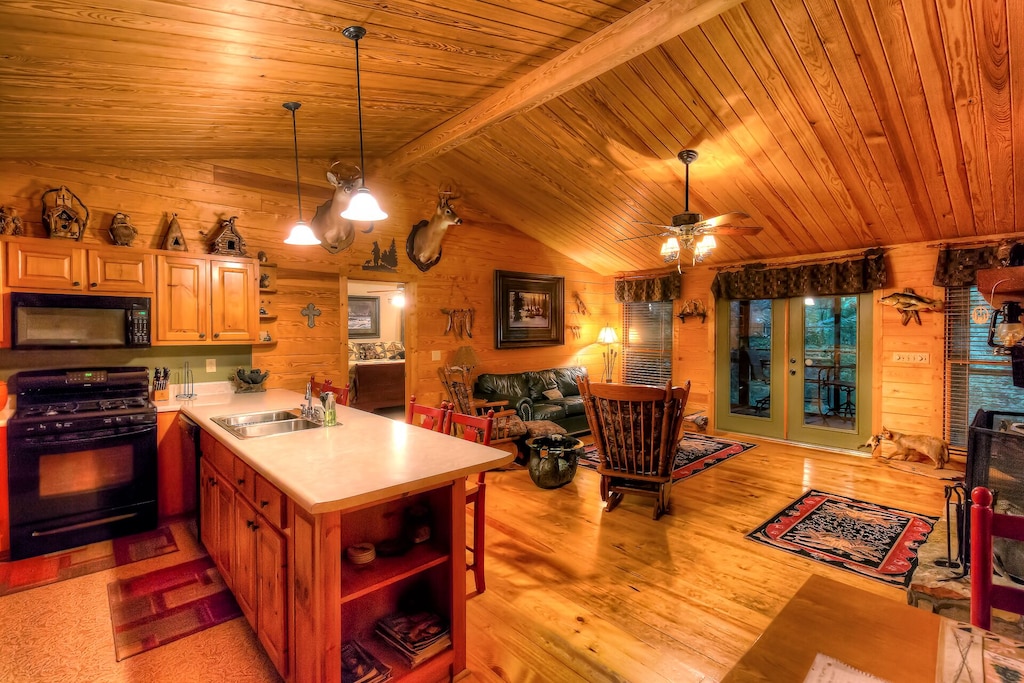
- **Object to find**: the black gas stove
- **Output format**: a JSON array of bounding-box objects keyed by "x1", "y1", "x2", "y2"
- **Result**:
[
  {"x1": 7, "y1": 366, "x2": 158, "y2": 559},
  {"x1": 8, "y1": 367, "x2": 156, "y2": 440}
]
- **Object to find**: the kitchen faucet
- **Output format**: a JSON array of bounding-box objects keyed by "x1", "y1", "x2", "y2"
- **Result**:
[{"x1": 303, "y1": 381, "x2": 314, "y2": 419}]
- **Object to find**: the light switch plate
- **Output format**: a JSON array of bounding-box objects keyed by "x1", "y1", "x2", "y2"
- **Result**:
[
  {"x1": 431, "y1": 350, "x2": 441, "y2": 361},
  {"x1": 206, "y1": 359, "x2": 216, "y2": 372},
  {"x1": 893, "y1": 352, "x2": 929, "y2": 364}
]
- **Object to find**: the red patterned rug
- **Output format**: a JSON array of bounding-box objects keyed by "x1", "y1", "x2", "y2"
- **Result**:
[
  {"x1": 107, "y1": 554, "x2": 242, "y2": 661},
  {"x1": 580, "y1": 433, "x2": 757, "y2": 482},
  {"x1": 0, "y1": 526, "x2": 178, "y2": 597},
  {"x1": 746, "y1": 489, "x2": 937, "y2": 587}
]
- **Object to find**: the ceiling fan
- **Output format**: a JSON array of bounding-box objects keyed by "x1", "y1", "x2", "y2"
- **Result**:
[{"x1": 622, "y1": 149, "x2": 763, "y2": 265}]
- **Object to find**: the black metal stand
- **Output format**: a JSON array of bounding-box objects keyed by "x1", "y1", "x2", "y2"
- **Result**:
[{"x1": 935, "y1": 482, "x2": 968, "y2": 578}]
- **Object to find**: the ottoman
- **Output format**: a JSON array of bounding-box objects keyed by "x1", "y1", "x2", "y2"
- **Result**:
[{"x1": 514, "y1": 420, "x2": 567, "y2": 464}]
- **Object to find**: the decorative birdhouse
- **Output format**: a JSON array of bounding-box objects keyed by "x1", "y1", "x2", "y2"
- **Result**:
[
  {"x1": 208, "y1": 215, "x2": 247, "y2": 256},
  {"x1": 162, "y1": 212, "x2": 188, "y2": 251},
  {"x1": 41, "y1": 185, "x2": 89, "y2": 241}
]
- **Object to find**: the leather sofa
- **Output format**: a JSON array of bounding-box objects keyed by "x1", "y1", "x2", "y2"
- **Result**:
[{"x1": 474, "y1": 366, "x2": 590, "y2": 435}]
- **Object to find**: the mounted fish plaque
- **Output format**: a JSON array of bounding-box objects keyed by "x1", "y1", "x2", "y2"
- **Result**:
[
  {"x1": 878, "y1": 288, "x2": 943, "y2": 326},
  {"x1": 41, "y1": 185, "x2": 89, "y2": 240}
]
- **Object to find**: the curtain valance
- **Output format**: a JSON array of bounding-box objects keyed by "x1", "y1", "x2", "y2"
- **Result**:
[
  {"x1": 932, "y1": 245, "x2": 1003, "y2": 287},
  {"x1": 614, "y1": 273, "x2": 681, "y2": 303},
  {"x1": 710, "y1": 249, "x2": 886, "y2": 300}
]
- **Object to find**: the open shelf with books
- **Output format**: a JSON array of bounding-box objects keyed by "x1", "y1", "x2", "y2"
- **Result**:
[{"x1": 337, "y1": 482, "x2": 461, "y2": 682}]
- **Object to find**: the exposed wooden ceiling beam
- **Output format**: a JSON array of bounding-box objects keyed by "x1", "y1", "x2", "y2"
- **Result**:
[{"x1": 381, "y1": 0, "x2": 745, "y2": 174}]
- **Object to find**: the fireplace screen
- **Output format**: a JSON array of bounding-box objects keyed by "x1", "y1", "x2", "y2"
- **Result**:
[{"x1": 963, "y1": 409, "x2": 1024, "y2": 572}]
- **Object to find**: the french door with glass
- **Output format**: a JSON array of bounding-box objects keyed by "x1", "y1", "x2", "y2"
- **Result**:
[{"x1": 715, "y1": 294, "x2": 873, "y2": 450}]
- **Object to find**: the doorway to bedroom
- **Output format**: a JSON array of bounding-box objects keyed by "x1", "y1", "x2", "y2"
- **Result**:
[{"x1": 347, "y1": 279, "x2": 407, "y2": 416}]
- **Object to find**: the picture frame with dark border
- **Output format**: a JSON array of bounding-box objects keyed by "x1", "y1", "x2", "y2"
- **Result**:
[
  {"x1": 348, "y1": 295, "x2": 380, "y2": 338},
  {"x1": 494, "y1": 270, "x2": 564, "y2": 349}
]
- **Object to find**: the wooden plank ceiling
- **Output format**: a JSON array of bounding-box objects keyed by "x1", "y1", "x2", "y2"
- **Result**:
[{"x1": 0, "y1": 0, "x2": 1019, "y2": 275}]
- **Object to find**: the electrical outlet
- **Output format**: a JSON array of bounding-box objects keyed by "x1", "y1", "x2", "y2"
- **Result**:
[
  {"x1": 206, "y1": 359, "x2": 216, "y2": 372},
  {"x1": 431, "y1": 350, "x2": 442, "y2": 361},
  {"x1": 892, "y1": 352, "x2": 929, "y2": 364}
]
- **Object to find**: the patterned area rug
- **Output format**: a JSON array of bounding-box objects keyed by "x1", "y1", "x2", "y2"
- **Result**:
[
  {"x1": 107, "y1": 555, "x2": 242, "y2": 661},
  {"x1": 746, "y1": 489, "x2": 937, "y2": 587},
  {"x1": 579, "y1": 433, "x2": 757, "y2": 482},
  {"x1": 0, "y1": 526, "x2": 178, "y2": 597}
]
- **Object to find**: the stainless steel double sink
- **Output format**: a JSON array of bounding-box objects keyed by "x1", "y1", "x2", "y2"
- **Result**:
[{"x1": 211, "y1": 409, "x2": 321, "y2": 439}]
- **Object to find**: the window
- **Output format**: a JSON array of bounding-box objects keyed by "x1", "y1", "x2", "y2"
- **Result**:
[
  {"x1": 622, "y1": 301, "x2": 673, "y2": 386},
  {"x1": 945, "y1": 286, "x2": 1018, "y2": 450}
]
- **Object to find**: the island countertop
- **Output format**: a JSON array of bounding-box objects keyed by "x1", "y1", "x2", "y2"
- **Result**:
[{"x1": 180, "y1": 388, "x2": 514, "y2": 515}]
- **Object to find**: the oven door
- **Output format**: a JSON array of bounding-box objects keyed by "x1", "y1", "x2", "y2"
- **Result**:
[{"x1": 7, "y1": 423, "x2": 158, "y2": 559}]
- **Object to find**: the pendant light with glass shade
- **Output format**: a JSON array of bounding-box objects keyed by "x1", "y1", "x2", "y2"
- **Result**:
[
  {"x1": 340, "y1": 26, "x2": 387, "y2": 222},
  {"x1": 282, "y1": 102, "x2": 321, "y2": 245}
]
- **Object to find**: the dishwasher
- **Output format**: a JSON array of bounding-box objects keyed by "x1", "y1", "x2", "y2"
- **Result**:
[{"x1": 178, "y1": 413, "x2": 203, "y2": 539}]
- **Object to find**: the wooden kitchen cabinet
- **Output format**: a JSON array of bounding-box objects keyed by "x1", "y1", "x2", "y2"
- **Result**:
[
  {"x1": 155, "y1": 254, "x2": 257, "y2": 344},
  {"x1": 5, "y1": 239, "x2": 153, "y2": 294},
  {"x1": 198, "y1": 429, "x2": 289, "y2": 678}
]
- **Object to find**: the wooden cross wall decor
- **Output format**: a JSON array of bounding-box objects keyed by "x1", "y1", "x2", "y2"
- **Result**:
[{"x1": 301, "y1": 303, "x2": 321, "y2": 328}]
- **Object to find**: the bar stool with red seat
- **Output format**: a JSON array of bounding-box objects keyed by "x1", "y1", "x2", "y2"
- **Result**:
[{"x1": 449, "y1": 409, "x2": 494, "y2": 595}]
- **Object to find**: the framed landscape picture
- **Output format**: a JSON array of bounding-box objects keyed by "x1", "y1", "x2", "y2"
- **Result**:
[
  {"x1": 494, "y1": 270, "x2": 564, "y2": 349},
  {"x1": 348, "y1": 296, "x2": 380, "y2": 338}
]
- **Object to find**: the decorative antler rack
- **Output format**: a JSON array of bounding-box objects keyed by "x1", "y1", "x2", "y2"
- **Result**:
[{"x1": 441, "y1": 308, "x2": 475, "y2": 340}]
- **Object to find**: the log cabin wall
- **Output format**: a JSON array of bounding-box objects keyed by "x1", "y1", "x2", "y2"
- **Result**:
[{"x1": 0, "y1": 159, "x2": 615, "y2": 402}]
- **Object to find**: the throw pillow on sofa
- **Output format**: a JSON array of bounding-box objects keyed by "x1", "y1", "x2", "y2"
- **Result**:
[{"x1": 542, "y1": 388, "x2": 563, "y2": 400}]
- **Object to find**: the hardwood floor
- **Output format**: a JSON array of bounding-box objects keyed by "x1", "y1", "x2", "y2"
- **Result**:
[{"x1": 0, "y1": 436, "x2": 952, "y2": 682}]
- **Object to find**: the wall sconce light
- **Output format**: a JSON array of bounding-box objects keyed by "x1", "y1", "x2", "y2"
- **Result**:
[
  {"x1": 340, "y1": 26, "x2": 387, "y2": 223},
  {"x1": 282, "y1": 102, "x2": 321, "y2": 246},
  {"x1": 597, "y1": 325, "x2": 618, "y2": 383}
]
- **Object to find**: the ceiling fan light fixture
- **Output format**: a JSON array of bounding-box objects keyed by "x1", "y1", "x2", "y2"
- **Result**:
[
  {"x1": 341, "y1": 26, "x2": 387, "y2": 223},
  {"x1": 660, "y1": 236, "x2": 680, "y2": 261},
  {"x1": 698, "y1": 234, "x2": 717, "y2": 250}
]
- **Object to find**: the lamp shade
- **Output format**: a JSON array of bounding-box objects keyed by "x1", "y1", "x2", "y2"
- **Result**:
[
  {"x1": 597, "y1": 325, "x2": 618, "y2": 345},
  {"x1": 284, "y1": 220, "x2": 320, "y2": 246},
  {"x1": 341, "y1": 187, "x2": 388, "y2": 221},
  {"x1": 452, "y1": 345, "x2": 479, "y2": 369}
]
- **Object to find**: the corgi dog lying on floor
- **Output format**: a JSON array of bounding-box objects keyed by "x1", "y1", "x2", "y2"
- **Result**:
[{"x1": 863, "y1": 427, "x2": 950, "y2": 469}]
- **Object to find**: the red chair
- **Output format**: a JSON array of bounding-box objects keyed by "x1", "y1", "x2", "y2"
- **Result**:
[
  {"x1": 970, "y1": 486, "x2": 1024, "y2": 629},
  {"x1": 311, "y1": 376, "x2": 350, "y2": 407},
  {"x1": 406, "y1": 395, "x2": 449, "y2": 432},
  {"x1": 449, "y1": 409, "x2": 494, "y2": 595}
]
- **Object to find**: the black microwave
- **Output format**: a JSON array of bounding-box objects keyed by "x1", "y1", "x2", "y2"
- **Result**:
[{"x1": 11, "y1": 292, "x2": 152, "y2": 349}]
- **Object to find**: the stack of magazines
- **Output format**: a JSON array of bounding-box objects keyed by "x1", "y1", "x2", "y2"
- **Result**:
[
  {"x1": 375, "y1": 610, "x2": 451, "y2": 667},
  {"x1": 341, "y1": 640, "x2": 391, "y2": 683}
]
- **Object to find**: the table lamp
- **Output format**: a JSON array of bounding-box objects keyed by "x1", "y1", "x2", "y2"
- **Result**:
[{"x1": 597, "y1": 325, "x2": 618, "y2": 383}]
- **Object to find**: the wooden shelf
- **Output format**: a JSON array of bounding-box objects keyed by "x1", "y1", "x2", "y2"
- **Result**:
[{"x1": 341, "y1": 543, "x2": 448, "y2": 604}]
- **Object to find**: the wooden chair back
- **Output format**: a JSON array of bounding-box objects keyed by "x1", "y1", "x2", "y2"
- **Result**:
[
  {"x1": 449, "y1": 409, "x2": 494, "y2": 446},
  {"x1": 578, "y1": 376, "x2": 691, "y2": 519},
  {"x1": 970, "y1": 485, "x2": 1024, "y2": 630},
  {"x1": 311, "y1": 376, "x2": 350, "y2": 406},
  {"x1": 406, "y1": 395, "x2": 449, "y2": 432}
]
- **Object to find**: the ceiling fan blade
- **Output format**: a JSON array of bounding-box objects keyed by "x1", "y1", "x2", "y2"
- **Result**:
[
  {"x1": 692, "y1": 211, "x2": 749, "y2": 229},
  {"x1": 697, "y1": 224, "x2": 763, "y2": 237},
  {"x1": 616, "y1": 232, "x2": 672, "y2": 242}
]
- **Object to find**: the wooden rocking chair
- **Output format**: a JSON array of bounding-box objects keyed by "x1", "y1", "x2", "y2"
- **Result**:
[{"x1": 579, "y1": 376, "x2": 690, "y2": 520}]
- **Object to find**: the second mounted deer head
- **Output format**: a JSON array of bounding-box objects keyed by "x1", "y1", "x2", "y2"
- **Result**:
[{"x1": 406, "y1": 187, "x2": 462, "y2": 272}]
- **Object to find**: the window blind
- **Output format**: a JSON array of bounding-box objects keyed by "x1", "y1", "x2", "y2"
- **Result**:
[
  {"x1": 622, "y1": 301, "x2": 673, "y2": 386},
  {"x1": 945, "y1": 285, "x2": 1017, "y2": 450}
]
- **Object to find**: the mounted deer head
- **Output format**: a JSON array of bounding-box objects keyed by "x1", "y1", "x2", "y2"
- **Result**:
[
  {"x1": 310, "y1": 162, "x2": 362, "y2": 253},
  {"x1": 406, "y1": 188, "x2": 462, "y2": 272}
]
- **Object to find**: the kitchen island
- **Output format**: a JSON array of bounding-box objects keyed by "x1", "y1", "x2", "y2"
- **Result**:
[{"x1": 181, "y1": 389, "x2": 513, "y2": 683}]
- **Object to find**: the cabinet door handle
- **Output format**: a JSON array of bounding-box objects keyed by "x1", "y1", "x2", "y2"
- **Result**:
[
  {"x1": 209, "y1": 477, "x2": 217, "y2": 486},
  {"x1": 214, "y1": 332, "x2": 220, "y2": 339},
  {"x1": 72, "y1": 281, "x2": 81, "y2": 287},
  {"x1": 199, "y1": 333, "x2": 206, "y2": 339},
  {"x1": 90, "y1": 282, "x2": 97, "y2": 288},
  {"x1": 246, "y1": 519, "x2": 254, "y2": 529},
  {"x1": 237, "y1": 478, "x2": 245, "y2": 486},
  {"x1": 260, "y1": 500, "x2": 269, "y2": 508}
]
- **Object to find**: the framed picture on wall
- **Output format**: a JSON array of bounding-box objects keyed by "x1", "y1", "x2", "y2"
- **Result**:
[
  {"x1": 494, "y1": 270, "x2": 564, "y2": 348},
  {"x1": 348, "y1": 296, "x2": 380, "y2": 338}
]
